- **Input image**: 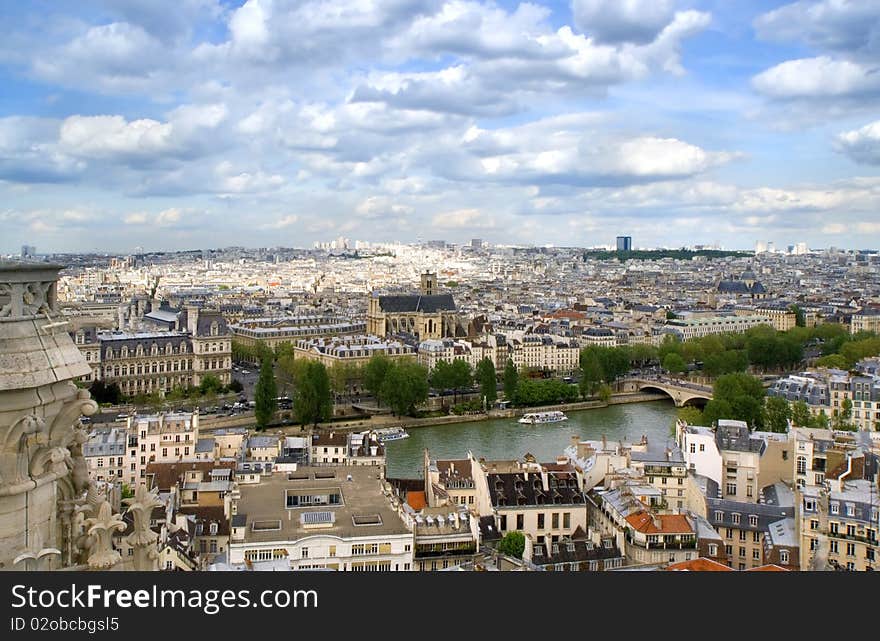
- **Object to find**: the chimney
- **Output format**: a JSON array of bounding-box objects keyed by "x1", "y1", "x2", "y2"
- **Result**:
[
  {"x1": 652, "y1": 514, "x2": 662, "y2": 530},
  {"x1": 186, "y1": 305, "x2": 200, "y2": 335}
]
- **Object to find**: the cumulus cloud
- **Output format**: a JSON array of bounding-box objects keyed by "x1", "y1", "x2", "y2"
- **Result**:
[
  {"x1": 754, "y1": 0, "x2": 880, "y2": 58},
  {"x1": 571, "y1": 0, "x2": 677, "y2": 44},
  {"x1": 752, "y1": 56, "x2": 880, "y2": 99},
  {"x1": 432, "y1": 208, "x2": 495, "y2": 228},
  {"x1": 836, "y1": 120, "x2": 880, "y2": 164},
  {"x1": 355, "y1": 196, "x2": 414, "y2": 219},
  {"x1": 447, "y1": 115, "x2": 734, "y2": 186}
]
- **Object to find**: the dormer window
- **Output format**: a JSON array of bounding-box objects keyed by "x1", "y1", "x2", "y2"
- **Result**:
[{"x1": 209, "y1": 522, "x2": 218, "y2": 536}]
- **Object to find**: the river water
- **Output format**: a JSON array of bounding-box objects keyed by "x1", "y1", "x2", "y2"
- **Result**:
[{"x1": 384, "y1": 400, "x2": 679, "y2": 478}]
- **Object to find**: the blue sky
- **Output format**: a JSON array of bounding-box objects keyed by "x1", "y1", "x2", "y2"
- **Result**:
[{"x1": 1, "y1": 0, "x2": 879, "y2": 253}]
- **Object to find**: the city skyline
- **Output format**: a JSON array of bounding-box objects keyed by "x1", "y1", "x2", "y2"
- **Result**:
[{"x1": 2, "y1": 1, "x2": 880, "y2": 253}]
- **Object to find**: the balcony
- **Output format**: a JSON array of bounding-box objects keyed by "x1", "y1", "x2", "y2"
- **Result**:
[{"x1": 828, "y1": 530, "x2": 876, "y2": 546}]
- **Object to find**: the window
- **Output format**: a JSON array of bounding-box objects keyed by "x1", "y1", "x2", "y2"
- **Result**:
[
  {"x1": 846, "y1": 543, "x2": 855, "y2": 557},
  {"x1": 797, "y1": 456, "x2": 807, "y2": 475},
  {"x1": 746, "y1": 485, "x2": 753, "y2": 498},
  {"x1": 780, "y1": 550, "x2": 789, "y2": 565},
  {"x1": 732, "y1": 513, "x2": 741, "y2": 525},
  {"x1": 302, "y1": 547, "x2": 309, "y2": 559},
  {"x1": 752, "y1": 549, "x2": 760, "y2": 560},
  {"x1": 516, "y1": 514, "x2": 524, "y2": 530},
  {"x1": 329, "y1": 545, "x2": 336, "y2": 557},
  {"x1": 739, "y1": 531, "x2": 746, "y2": 541},
  {"x1": 725, "y1": 545, "x2": 732, "y2": 556},
  {"x1": 739, "y1": 547, "x2": 746, "y2": 558},
  {"x1": 749, "y1": 515, "x2": 758, "y2": 527},
  {"x1": 810, "y1": 520, "x2": 819, "y2": 531},
  {"x1": 552, "y1": 513, "x2": 559, "y2": 529},
  {"x1": 708, "y1": 544, "x2": 718, "y2": 556},
  {"x1": 804, "y1": 499, "x2": 816, "y2": 512},
  {"x1": 714, "y1": 510, "x2": 724, "y2": 522},
  {"x1": 829, "y1": 540, "x2": 838, "y2": 554},
  {"x1": 846, "y1": 504, "x2": 855, "y2": 517},
  {"x1": 753, "y1": 532, "x2": 760, "y2": 543},
  {"x1": 726, "y1": 482, "x2": 736, "y2": 496},
  {"x1": 699, "y1": 444, "x2": 705, "y2": 452},
  {"x1": 831, "y1": 503, "x2": 839, "y2": 515},
  {"x1": 538, "y1": 513, "x2": 545, "y2": 529},
  {"x1": 563, "y1": 513, "x2": 570, "y2": 529},
  {"x1": 689, "y1": 444, "x2": 695, "y2": 454}
]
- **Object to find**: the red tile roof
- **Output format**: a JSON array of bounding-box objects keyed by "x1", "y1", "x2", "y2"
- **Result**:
[
  {"x1": 407, "y1": 491, "x2": 426, "y2": 511},
  {"x1": 745, "y1": 564, "x2": 790, "y2": 572},
  {"x1": 625, "y1": 511, "x2": 693, "y2": 534},
  {"x1": 666, "y1": 558, "x2": 733, "y2": 572}
]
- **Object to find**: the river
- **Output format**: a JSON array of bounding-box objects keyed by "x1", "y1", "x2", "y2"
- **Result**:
[{"x1": 383, "y1": 400, "x2": 679, "y2": 478}]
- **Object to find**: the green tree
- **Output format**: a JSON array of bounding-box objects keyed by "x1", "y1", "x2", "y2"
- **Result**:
[
  {"x1": 597, "y1": 383, "x2": 612, "y2": 404},
  {"x1": 381, "y1": 361, "x2": 429, "y2": 417},
  {"x1": 503, "y1": 359, "x2": 519, "y2": 401},
  {"x1": 228, "y1": 378, "x2": 244, "y2": 394},
  {"x1": 707, "y1": 372, "x2": 766, "y2": 429},
  {"x1": 294, "y1": 361, "x2": 333, "y2": 427},
  {"x1": 579, "y1": 349, "x2": 603, "y2": 398},
  {"x1": 450, "y1": 359, "x2": 473, "y2": 403},
  {"x1": 121, "y1": 483, "x2": 135, "y2": 500},
  {"x1": 662, "y1": 352, "x2": 688, "y2": 375},
  {"x1": 764, "y1": 396, "x2": 792, "y2": 433},
  {"x1": 814, "y1": 409, "x2": 830, "y2": 429},
  {"x1": 791, "y1": 400, "x2": 813, "y2": 428},
  {"x1": 364, "y1": 353, "x2": 393, "y2": 406},
  {"x1": 815, "y1": 353, "x2": 850, "y2": 369},
  {"x1": 199, "y1": 374, "x2": 224, "y2": 396},
  {"x1": 788, "y1": 304, "x2": 806, "y2": 327},
  {"x1": 254, "y1": 355, "x2": 278, "y2": 430},
  {"x1": 676, "y1": 406, "x2": 705, "y2": 425},
  {"x1": 834, "y1": 397, "x2": 855, "y2": 430},
  {"x1": 475, "y1": 357, "x2": 497, "y2": 407},
  {"x1": 497, "y1": 531, "x2": 525, "y2": 559}
]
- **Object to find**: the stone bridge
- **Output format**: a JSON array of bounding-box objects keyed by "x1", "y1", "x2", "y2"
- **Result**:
[{"x1": 620, "y1": 377, "x2": 713, "y2": 408}]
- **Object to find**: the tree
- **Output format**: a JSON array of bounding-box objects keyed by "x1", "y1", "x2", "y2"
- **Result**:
[
  {"x1": 450, "y1": 359, "x2": 473, "y2": 404},
  {"x1": 475, "y1": 357, "x2": 497, "y2": 407},
  {"x1": 364, "y1": 353, "x2": 393, "y2": 406},
  {"x1": 199, "y1": 374, "x2": 224, "y2": 396},
  {"x1": 294, "y1": 361, "x2": 333, "y2": 427},
  {"x1": 834, "y1": 397, "x2": 855, "y2": 430},
  {"x1": 579, "y1": 349, "x2": 603, "y2": 398},
  {"x1": 677, "y1": 406, "x2": 704, "y2": 425},
  {"x1": 381, "y1": 361, "x2": 429, "y2": 417},
  {"x1": 254, "y1": 355, "x2": 278, "y2": 430},
  {"x1": 791, "y1": 400, "x2": 813, "y2": 428},
  {"x1": 597, "y1": 383, "x2": 612, "y2": 404},
  {"x1": 228, "y1": 378, "x2": 244, "y2": 394},
  {"x1": 497, "y1": 530, "x2": 525, "y2": 559},
  {"x1": 503, "y1": 359, "x2": 519, "y2": 401},
  {"x1": 789, "y1": 304, "x2": 806, "y2": 327},
  {"x1": 662, "y1": 353, "x2": 687, "y2": 375},
  {"x1": 815, "y1": 353, "x2": 850, "y2": 370},
  {"x1": 706, "y1": 372, "x2": 766, "y2": 429},
  {"x1": 764, "y1": 396, "x2": 792, "y2": 433}
]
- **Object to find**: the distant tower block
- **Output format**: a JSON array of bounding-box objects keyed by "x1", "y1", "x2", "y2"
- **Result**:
[
  {"x1": 0, "y1": 262, "x2": 98, "y2": 570},
  {"x1": 421, "y1": 272, "x2": 437, "y2": 296}
]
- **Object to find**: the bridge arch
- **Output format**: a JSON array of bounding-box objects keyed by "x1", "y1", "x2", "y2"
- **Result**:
[{"x1": 633, "y1": 381, "x2": 712, "y2": 408}]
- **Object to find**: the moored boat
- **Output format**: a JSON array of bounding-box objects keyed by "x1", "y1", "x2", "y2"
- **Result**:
[{"x1": 518, "y1": 411, "x2": 568, "y2": 424}]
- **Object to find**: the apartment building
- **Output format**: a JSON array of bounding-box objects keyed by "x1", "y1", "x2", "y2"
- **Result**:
[
  {"x1": 294, "y1": 334, "x2": 415, "y2": 368},
  {"x1": 798, "y1": 453, "x2": 879, "y2": 571},
  {"x1": 72, "y1": 306, "x2": 232, "y2": 396},
  {"x1": 665, "y1": 314, "x2": 772, "y2": 340},
  {"x1": 227, "y1": 465, "x2": 414, "y2": 571},
  {"x1": 229, "y1": 315, "x2": 365, "y2": 353}
]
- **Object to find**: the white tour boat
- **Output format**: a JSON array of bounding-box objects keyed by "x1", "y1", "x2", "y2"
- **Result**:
[
  {"x1": 374, "y1": 426, "x2": 410, "y2": 442},
  {"x1": 518, "y1": 411, "x2": 568, "y2": 424}
]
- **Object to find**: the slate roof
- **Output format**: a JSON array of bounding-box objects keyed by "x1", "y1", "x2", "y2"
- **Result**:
[
  {"x1": 377, "y1": 294, "x2": 456, "y2": 313},
  {"x1": 487, "y1": 470, "x2": 585, "y2": 508}
]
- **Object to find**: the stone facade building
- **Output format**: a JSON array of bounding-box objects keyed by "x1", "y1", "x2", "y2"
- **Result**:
[
  {"x1": 72, "y1": 305, "x2": 232, "y2": 397},
  {"x1": 367, "y1": 272, "x2": 460, "y2": 341}
]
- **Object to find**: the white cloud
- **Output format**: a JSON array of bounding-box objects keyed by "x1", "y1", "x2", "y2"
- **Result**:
[
  {"x1": 432, "y1": 208, "x2": 495, "y2": 228},
  {"x1": 571, "y1": 0, "x2": 677, "y2": 44},
  {"x1": 754, "y1": 0, "x2": 880, "y2": 58},
  {"x1": 124, "y1": 212, "x2": 148, "y2": 224},
  {"x1": 59, "y1": 115, "x2": 174, "y2": 158},
  {"x1": 752, "y1": 56, "x2": 880, "y2": 99},
  {"x1": 261, "y1": 215, "x2": 299, "y2": 229},
  {"x1": 355, "y1": 196, "x2": 414, "y2": 219},
  {"x1": 156, "y1": 208, "x2": 182, "y2": 226},
  {"x1": 836, "y1": 120, "x2": 880, "y2": 164}
]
